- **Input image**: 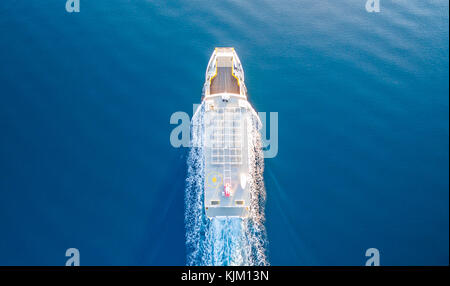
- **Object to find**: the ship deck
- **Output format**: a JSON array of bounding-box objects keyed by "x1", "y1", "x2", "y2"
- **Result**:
[
  {"x1": 210, "y1": 67, "x2": 240, "y2": 95},
  {"x1": 203, "y1": 96, "x2": 251, "y2": 218}
]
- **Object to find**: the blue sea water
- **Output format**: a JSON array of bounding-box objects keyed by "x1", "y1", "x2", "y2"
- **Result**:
[{"x1": 0, "y1": 0, "x2": 448, "y2": 265}]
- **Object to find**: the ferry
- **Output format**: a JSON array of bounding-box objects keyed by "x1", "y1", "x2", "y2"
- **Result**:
[{"x1": 197, "y1": 47, "x2": 261, "y2": 218}]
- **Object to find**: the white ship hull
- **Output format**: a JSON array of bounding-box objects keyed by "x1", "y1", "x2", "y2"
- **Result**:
[{"x1": 196, "y1": 48, "x2": 261, "y2": 218}]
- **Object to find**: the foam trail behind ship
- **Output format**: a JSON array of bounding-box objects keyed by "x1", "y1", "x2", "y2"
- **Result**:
[{"x1": 185, "y1": 103, "x2": 269, "y2": 266}]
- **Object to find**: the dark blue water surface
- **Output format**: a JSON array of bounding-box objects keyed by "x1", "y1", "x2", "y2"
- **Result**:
[{"x1": 0, "y1": 1, "x2": 448, "y2": 265}]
